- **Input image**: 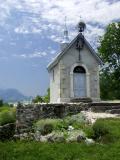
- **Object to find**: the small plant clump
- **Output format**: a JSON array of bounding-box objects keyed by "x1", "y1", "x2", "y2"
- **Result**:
[
  {"x1": 0, "y1": 100, "x2": 16, "y2": 126},
  {"x1": 0, "y1": 108, "x2": 16, "y2": 126},
  {"x1": 33, "y1": 119, "x2": 62, "y2": 135}
]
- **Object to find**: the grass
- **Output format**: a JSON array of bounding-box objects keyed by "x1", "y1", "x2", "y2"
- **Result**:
[
  {"x1": 0, "y1": 105, "x2": 11, "y2": 112},
  {"x1": 0, "y1": 118, "x2": 120, "y2": 159},
  {"x1": 0, "y1": 141, "x2": 120, "y2": 160},
  {"x1": 0, "y1": 113, "x2": 120, "y2": 159}
]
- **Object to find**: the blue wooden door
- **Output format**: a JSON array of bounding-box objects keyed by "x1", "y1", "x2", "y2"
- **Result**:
[{"x1": 73, "y1": 73, "x2": 86, "y2": 98}]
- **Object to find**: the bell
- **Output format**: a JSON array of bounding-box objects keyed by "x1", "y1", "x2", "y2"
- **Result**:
[{"x1": 77, "y1": 21, "x2": 86, "y2": 33}]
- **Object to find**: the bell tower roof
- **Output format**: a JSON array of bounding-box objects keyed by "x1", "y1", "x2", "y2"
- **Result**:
[{"x1": 62, "y1": 16, "x2": 69, "y2": 43}]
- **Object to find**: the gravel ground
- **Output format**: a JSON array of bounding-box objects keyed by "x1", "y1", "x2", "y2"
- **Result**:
[{"x1": 81, "y1": 111, "x2": 119, "y2": 124}]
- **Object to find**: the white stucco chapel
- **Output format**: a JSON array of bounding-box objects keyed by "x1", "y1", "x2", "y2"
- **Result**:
[{"x1": 47, "y1": 19, "x2": 103, "y2": 103}]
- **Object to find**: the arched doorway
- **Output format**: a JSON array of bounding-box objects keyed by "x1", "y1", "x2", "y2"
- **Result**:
[{"x1": 73, "y1": 66, "x2": 86, "y2": 98}]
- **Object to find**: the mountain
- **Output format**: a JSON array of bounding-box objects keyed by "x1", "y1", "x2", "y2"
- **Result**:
[{"x1": 0, "y1": 88, "x2": 32, "y2": 102}]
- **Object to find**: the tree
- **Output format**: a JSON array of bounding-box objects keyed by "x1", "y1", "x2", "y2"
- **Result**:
[
  {"x1": 32, "y1": 88, "x2": 50, "y2": 104},
  {"x1": 98, "y1": 22, "x2": 120, "y2": 99},
  {"x1": 43, "y1": 88, "x2": 50, "y2": 103},
  {"x1": 0, "y1": 99, "x2": 3, "y2": 107},
  {"x1": 32, "y1": 95, "x2": 44, "y2": 103}
]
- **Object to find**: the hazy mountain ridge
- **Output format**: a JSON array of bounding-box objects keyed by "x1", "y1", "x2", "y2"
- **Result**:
[{"x1": 0, "y1": 89, "x2": 32, "y2": 102}]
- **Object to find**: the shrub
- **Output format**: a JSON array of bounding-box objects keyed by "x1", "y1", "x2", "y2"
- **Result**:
[
  {"x1": 63, "y1": 113, "x2": 86, "y2": 129},
  {"x1": 0, "y1": 123, "x2": 15, "y2": 140},
  {"x1": 34, "y1": 119, "x2": 62, "y2": 135},
  {"x1": 91, "y1": 118, "x2": 120, "y2": 143},
  {"x1": 0, "y1": 108, "x2": 16, "y2": 126},
  {"x1": 92, "y1": 119, "x2": 110, "y2": 140}
]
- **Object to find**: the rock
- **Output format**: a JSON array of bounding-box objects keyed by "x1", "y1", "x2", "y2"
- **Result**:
[
  {"x1": 66, "y1": 130, "x2": 86, "y2": 143},
  {"x1": 19, "y1": 134, "x2": 24, "y2": 140},
  {"x1": 66, "y1": 136, "x2": 76, "y2": 142},
  {"x1": 54, "y1": 136, "x2": 65, "y2": 142},
  {"x1": 29, "y1": 132, "x2": 34, "y2": 140},
  {"x1": 40, "y1": 136, "x2": 48, "y2": 142},
  {"x1": 19, "y1": 133, "x2": 28, "y2": 140},
  {"x1": 47, "y1": 132, "x2": 65, "y2": 143},
  {"x1": 48, "y1": 135, "x2": 65, "y2": 143},
  {"x1": 18, "y1": 132, "x2": 35, "y2": 141},
  {"x1": 77, "y1": 135, "x2": 86, "y2": 142},
  {"x1": 34, "y1": 131, "x2": 41, "y2": 141},
  {"x1": 85, "y1": 138, "x2": 95, "y2": 145},
  {"x1": 23, "y1": 133, "x2": 28, "y2": 137},
  {"x1": 13, "y1": 134, "x2": 20, "y2": 140}
]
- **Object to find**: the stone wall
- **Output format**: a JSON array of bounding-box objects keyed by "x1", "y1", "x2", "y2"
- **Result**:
[
  {"x1": 16, "y1": 103, "x2": 89, "y2": 134},
  {"x1": 90, "y1": 103, "x2": 120, "y2": 112}
]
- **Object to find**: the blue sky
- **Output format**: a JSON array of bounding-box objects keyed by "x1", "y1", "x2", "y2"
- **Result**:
[{"x1": 0, "y1": 0, "x2": 120, "y2": 96}]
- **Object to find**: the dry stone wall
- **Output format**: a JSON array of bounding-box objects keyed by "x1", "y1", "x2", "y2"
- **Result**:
[{"x1": 16, "y1": 103, "x2": 89, "y2": 134}]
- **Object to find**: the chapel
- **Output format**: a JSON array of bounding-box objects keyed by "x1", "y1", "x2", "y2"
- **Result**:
[{"x1": 47, "y1": 19, "x2": 103, "y2": 103}]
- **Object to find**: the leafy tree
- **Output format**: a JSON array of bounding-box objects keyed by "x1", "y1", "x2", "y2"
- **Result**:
[
  {"x1": 98, "y1": 22, "x2": 120, "y2": 99},
  {"x1": 32, "y1": 88, "x2": 50, "y2": 103},
  {"x1": 32, "y1": 95, "x2": 44, "y2": 103},
  {"x1": 43, "y1": 88, "x2": 50, "y2": 103},
  {"x1": 0, "y1": 99, "x2": 3, "y2": 107}
]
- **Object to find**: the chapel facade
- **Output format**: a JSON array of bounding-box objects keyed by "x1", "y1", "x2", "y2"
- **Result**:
[{"x1": 47, "y1": 20, "x2": 102, "y2": 103}]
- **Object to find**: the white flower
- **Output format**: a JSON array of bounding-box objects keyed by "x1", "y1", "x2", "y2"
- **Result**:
[{"x1": 68, "y1": 125, "x2": 74, "y2": 131}]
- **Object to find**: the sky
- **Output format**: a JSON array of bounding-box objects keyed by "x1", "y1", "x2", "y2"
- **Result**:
[{"x1": 0, "y1": 0, "x2": 120, "y2": 97}]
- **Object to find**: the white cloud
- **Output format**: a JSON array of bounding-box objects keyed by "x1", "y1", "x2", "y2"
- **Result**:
[
  {"x1": 13, "y1": 51, "x2": 47, "y2": 59},
  {"x1": 14, "y1": 27, "x2": 29, "y2": 34},
  {"x1": 14, "y1": 26, "x2": 42, "y2": 34},
  {"x1": 20, "y1": 54, "x2": 27, "y2": 58},
  {"x1": 29, "y1": 51, "x2": 47, "y2": 58},
  {"x1": 0, "y1": 0, "x2": 120, "y2": 46}
]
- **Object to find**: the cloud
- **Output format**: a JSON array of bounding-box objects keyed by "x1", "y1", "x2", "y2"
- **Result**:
[
  {"x1": 14, "y1": 25, "x2": 42, "y2": 34},
  {"x1": 14, "y1": 27, "x2": 29, "y2": 34},
  {"x1": 0, "y1": 0, "x2": 120, "y2": 47},
  {"x1": 13, "y1": 51, "x2": 47, "y2": 59},
  {"x1": 47, "y1": 47, "x2": 56, "y2": 55},
  {"x1": 29, "y1": 51, "x2": 47, "y2": 58}
]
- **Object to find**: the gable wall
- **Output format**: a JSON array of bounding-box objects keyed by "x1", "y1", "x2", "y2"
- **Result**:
[{"x1": 59, "y1": 43, "x2": 100, "y2": 101}]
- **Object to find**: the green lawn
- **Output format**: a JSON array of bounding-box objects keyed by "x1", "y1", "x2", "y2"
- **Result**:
[
  {"x1": 0, "y1": 141, "x2": 120, "y2": 160},
  {"x1": 0, "y1": 115, "x2": 120, "y2": 160}
]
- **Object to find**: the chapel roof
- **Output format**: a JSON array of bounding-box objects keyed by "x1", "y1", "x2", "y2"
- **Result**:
[{"x1": 47, "y1": 33, "x2": 103, "y2": 71}]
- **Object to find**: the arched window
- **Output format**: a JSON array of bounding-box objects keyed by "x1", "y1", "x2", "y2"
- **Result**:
[{"x1": 73, "y1": 66, "x2": 86, "y2": 73}]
